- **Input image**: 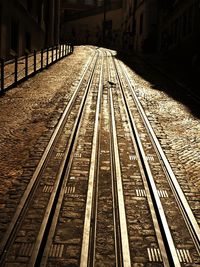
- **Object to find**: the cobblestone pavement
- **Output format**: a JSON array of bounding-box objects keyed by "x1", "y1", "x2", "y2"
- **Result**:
[
  {"x1": 123, "y1": 58, "x2": 200, "y2": 224},
  {"x1": 0, "y1": 46, "x2": 93, "y2": 235},
  {"x1": 0, "y1": 45, "x2": 199, "y2": 241}
]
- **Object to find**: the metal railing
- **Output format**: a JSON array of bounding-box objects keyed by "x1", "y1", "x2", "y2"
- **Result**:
[{"x1": 0, "y1": 43, "x2": 73, "y2": 93}]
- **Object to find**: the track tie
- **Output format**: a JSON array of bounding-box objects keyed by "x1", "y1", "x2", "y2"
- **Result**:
[
  {"x1": 136, "y1": 189, "x2": 146, "y2": 197},
  {"x1": 55, "y1": 152, "x2": 64, "y2": 159},
  {"x1": 176, "y1": 249, "x2": 192, "y2": 263},
  {"x1": 43, "y1": 185, "x2": 54, "y2": 193},
  {"x1": 65, "y1": 186, "x2": 76, "y2": 194},
  {"x1": 74, "y1": 153, "x2": 82, "y2": 158},
  {"x1": 49, "y1": 244, "x2": 64, "y2": 258},
  {"x1": 19, "y1": 243, "x2": 34, "y2": 257},
  {"x1": 125, "y1": 132, "x2": 130, "y2": 137},
  {"x1": 129, "y1": 155, "x2": 137, "y2": 161},
  {"x1": 146, "y1": 155, "x2": 154, "y2": 161},
  {"x1": 147, "y1": 247, "x2": 162, "y2": 262},
  {"x1": 157, "y1": 190, "x2": 168, "y2": 198}
]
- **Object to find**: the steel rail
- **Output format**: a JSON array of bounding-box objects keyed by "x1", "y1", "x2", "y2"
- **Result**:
[
  {"x1": 39, "y1": 50, "x2": 102, "y2": 267},
  {"x1": 110, "y1": 53, "x2": 180, "y2": 267},
  {"x1": 89, "y1": 51, "x2": 104, "y2": 267},
  {"x1": 28, "y1": 50, "x2": 101, "y2": 267},
  {"x1": 107, "y1": 52, "x2": 121, "y2": 267},
  {"x1": 119, "y1": 59, "x2": 200, "y2": 256},
  {"x1": 108, "y1": 52, "x2": 132, "y2": 267},
  {"x1": 80, "y1": 52, "x2": 103, "y2": 267},
  {"x1": 0, "y1": 51, "x2": 98, "y2": 264}
]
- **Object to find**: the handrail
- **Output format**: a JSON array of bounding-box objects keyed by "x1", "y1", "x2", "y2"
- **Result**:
[{"x1": 0, "y1": 43, "x2": 73, "y2": 93}]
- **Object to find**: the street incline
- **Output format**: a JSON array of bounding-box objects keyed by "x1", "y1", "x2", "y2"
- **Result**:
[{"x1": 0, "y1": 46, "x2": 199, "y2": 266}]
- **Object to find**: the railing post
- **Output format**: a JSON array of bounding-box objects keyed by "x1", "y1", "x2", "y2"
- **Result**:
[
  {"x1": 52, "y1": 47, "x2": 54, "y2": 63},
  {"x1": 41, "y1": 49, "x2": 43, "y2": 70},
  {"x1": 1, "y1": 58, "x2": 4, "y2": 92},
  {"x1": 59, "y1": 45, "x2": 61, "y2": 59},
  {"x1": 25, "y1": 53, "x2": 28, "y2": 78},
  {"x1": 34, "y1": 50, "x2": 37, "y2": 73},
  {"x1": 56, "y1": 45, "x2": 58, "y2": 61},
  {"x1": 46, "y1": 47, "x2": 49, "y2": 67},
  {"x1": 14, "y1": 56, "x2": 18, "y2": 84}
]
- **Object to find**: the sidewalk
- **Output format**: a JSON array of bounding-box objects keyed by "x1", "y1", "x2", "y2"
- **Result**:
[{"x1": 0, "y1": 46, "x2": 92, "y2": 216}]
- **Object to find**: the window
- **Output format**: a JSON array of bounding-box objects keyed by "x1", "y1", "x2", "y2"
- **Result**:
[
  {"x1": 85, "y1": 0, "x2": 94, "y2": 5},
  {"x1": 97, "y1": 0, "x2": 104, "y2": 7},
  {"x1": 64, "y1": 10, "x2": 68, "y2": 21},
  {"x1": 174, "y1": 18, "x2": 178, "y2": 43},
  {"x1": 103, "y1": 20, "x2": 112, "y2": 32},
  {"x1": 11, "y1": 19, "x2": 19, "y2": 53},
  {"x1": 139, "y1": 13, "x2": 143, "y2": 34},
  {"x1": 188, "y1": 6, "x2": 193, "y2": 34},
  {"x1": 37, "y1": 0, "x2": 42, "y2": 24},
  {"x1": 132, "y1": 19, "x2": 136, "y2": 35},
  {"x1": 27, "y1": 0, "x2": 33, "y2": 13},
  {"x1": 182, "y1": 11, "x2": 187, "y2": 37},
  {"x1": 25, "y1": 32, "x2": 31, "y2": 51},
  {"x1": 67, "y1": 0, "x2": 76, "y2": 3}
]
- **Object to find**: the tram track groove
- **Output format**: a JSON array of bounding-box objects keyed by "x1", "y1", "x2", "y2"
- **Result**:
[
  {"x1": 80, "y1": 52, "x2": 103, "y2": 267},
  {"x1": 109, "y1": 51, "x2": 179, "y2": 266},
  {"x1": 45, "y1": 51, "x2": 104, "y2": 267},
  {"x1": 86, "y1": 51, "x2": 117, "y2": 266},
  {"x1": 108, "y1": 53, "x2": 132, "y2": 267},
  {"x1": 29, "y1": 51, "x2": 101, "y2": 267},
  {"x1": 118, "y1": 58, "x2": 200, "y2": 256},
  {"x1": 109, "y1": 51, "x2": 200, "y2": 265},
  {"x1": 0, "y1": 50, "x2": 99, "y2": 266},
  {"x1": 0, "y1": 47, "x2": 199, "y2": 266}
]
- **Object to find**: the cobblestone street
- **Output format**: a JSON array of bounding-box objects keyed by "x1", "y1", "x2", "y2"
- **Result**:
[
  {"x1": 0, "y1": 46, "x2": 92, "y2": 210},
  {"x1": 0, "y1": 46, "x2": 199, "y2": 266}
]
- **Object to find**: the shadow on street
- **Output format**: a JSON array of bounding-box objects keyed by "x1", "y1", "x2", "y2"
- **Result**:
[{"x1": 115, "y1": 50, "x2": 200, "y2": 119}]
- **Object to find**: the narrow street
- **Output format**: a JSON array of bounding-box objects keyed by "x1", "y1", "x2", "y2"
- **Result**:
[{"x1": 0, "y1": 46, "x2": 199, "y2": 266}]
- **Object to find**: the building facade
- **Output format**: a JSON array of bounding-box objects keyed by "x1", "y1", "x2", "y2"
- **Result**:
[
  {"x1": 120, "y1": 0, "x2": 135, "y2": 49},
  {"x1": 121, "y1": 0, "x2": 159, "y2": 52},
  {"x1": 121, "y1": 0, "x2": 200, "y2": 62},
  {"x1": 158, "y1": 0, "x2": 200, "y2": 62},
  {"x1": 0, "y1": 0, "x2": 61, "y2": 60},
  {"x1": 60, "y1": 0, "x2": 123, "y2": 46}
]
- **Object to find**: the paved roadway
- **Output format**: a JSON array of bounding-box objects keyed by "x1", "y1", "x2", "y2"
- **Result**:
[{"x1": 0, "y1": 46, "x2": 199, "y2": 267}]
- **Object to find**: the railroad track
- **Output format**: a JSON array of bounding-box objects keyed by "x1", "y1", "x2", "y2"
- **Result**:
[
  {"x1": 0, "y1": 48, "x2": 100, "y2": 266},
  {"x1": 108, "y1": 50, "x2": 200, "y2": 266},
  {"x1": 0, "y1": 48, "x2": 199, "y2": 267}
]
